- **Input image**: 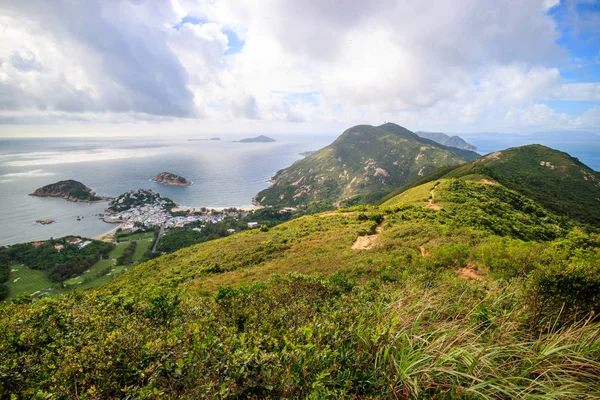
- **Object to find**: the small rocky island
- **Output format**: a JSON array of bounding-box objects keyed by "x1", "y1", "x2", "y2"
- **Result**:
[
  {"x1": 36, "y1": 219, "x2": 55, "y2": 225},
  {"x1": 30, "y1": 180, "x2": 107, "y2": 203},
  {"x1": 238, "y1": 135, "x2": 276, "y2": 143},
  {"x1": 152, "y1": 172, "x2": 191, "y2": 187}
]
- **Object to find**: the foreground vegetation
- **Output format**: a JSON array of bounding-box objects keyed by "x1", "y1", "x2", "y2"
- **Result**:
[{"x1": 1, "y1": 169, "x2": 599, "y2": 397}]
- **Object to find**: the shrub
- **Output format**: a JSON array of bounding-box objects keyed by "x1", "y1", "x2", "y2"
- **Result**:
[
  {"x1": 529, "y1": 263, "x2": 600, "y2": 325},
  {"x1": 144, "y1": 293, "x2": 182, "y2": 322},
  {"x1": 0, "y1": 284, "x2": 8, "y2": 301}
]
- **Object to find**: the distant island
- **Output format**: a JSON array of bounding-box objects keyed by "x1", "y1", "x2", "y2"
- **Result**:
[
  {"x1": 238, "y1": 135, "x2": 276, "y2": 143},
  {"x1": 188, "y1": 137, "x2": 221, "y2": 141},
  {"x1": 152, "y1": 172, "x2": 191, "y2": 187},
  {"x1": 30, "y1": 180, "x2": 108, "y2": 203}
]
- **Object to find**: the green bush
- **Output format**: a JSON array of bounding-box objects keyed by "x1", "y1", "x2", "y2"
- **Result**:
[
  {"x1": 144, "y1": 293, "x2": 182, "y2": 322},
  {"x1": 529, "y1": 263, "x2": 600, "y2": 324},
  {"x1": 0, "y1": 284, "x2": 8, "y2": 301}
]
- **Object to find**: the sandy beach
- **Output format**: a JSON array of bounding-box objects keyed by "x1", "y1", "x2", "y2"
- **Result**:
[{"x1": 93, "y1": 224, "x2": 122, "y2": 242}]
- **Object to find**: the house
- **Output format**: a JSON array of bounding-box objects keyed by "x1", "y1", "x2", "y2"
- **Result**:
[
  {"x1": 31, "y1": 241, "x2": 44, "y2": 247},
  {"x1": 66, "y1": 237, "x2": 82, "y2": 246},
  {"x1": 54, "y1": 245, "x2": 64, "y2": 252},
  {"x1": 247, "y1": 222, "x2": 259, "y2": 228},
  {"x1": 227, "y1": 229, "x2": 236, "y2": 234}
]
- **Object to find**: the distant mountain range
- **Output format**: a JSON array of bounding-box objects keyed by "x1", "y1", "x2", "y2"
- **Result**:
[
  {"x1": 255, "y1": 123, "x2": 479, "y2": 207},
  {"x1": 415, "y1": 131, "x2": 477, "y2": 151}
]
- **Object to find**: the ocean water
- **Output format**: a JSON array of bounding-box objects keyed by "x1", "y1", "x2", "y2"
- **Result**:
[{"x1": 0, "y1": 135, "x2": 336, "y2": 245}]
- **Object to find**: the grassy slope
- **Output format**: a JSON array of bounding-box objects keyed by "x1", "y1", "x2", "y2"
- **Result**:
[
  {"x1": 255, "y1": 123, "x2": 477, "y2": 207},
  {"x1": 1, "y1": 176, "x2": 599, "y2": 397},
  {"x1": 379, "y1": 144, "x2": 600, "y2": 226}
]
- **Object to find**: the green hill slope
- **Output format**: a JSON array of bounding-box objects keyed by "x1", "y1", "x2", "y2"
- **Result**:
[
  {"x1": 255, "y1": 123, "x2": 479, "y2": 207},
  {"x1": 2, "y1": 160, "x2": 600, "y2": 398},
  {"x1": 381, "y1": 144, "x2": 600, "y2": 225}
]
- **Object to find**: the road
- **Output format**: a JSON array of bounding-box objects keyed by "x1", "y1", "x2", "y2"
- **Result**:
[{"x1": 152, "y1": 223, "x2": 166, "y2": 253}]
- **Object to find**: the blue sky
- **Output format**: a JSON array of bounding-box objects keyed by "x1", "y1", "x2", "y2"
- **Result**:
[{"x1": 0, "y1": 0, "x2": 598, "y2": 136}]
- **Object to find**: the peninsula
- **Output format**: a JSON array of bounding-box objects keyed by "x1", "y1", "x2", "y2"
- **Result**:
[
  {"x1": 238, "y1": 135, "x2": 276, "y2": 143},
  {"x1": 30, "y1": 180, "x2": 107, "y2": 203},
  {"x1": 152, "y1": 172, "x2": 191, "y2": 187}
]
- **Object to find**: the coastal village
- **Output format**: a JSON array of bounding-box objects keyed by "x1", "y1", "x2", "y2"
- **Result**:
[
  {"x1": 102, "y1": 202, "x2": 247, "y2": 231},
  {"x1": 102, "y1": 189, "x2": 255, "y2": 232}
]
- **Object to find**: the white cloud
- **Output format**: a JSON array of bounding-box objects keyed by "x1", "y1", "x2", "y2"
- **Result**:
[
  {"x1": 0, "y1": 0, "x2": 598, "y2": 134},
  {"x1": 548, "y1": 83, "x2": 600, "y2": 101}
]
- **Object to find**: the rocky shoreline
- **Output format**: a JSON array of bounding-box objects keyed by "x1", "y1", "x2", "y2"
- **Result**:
[
  {"x1": 30, "y1": 180, "x2": 109, "y2": 203},
  {"x1": 29, "y1": 193, "x2": 109, "y2": 203}
]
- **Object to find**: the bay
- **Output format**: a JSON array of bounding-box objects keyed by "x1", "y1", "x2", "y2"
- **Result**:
[{"x1": 0, "y1": 135, "x2": 336, "y2": 245}]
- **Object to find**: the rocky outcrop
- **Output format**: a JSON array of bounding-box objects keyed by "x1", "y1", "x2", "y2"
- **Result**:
[{"x1": 152, "y1": 172, "x2": 191, "y2": 186}]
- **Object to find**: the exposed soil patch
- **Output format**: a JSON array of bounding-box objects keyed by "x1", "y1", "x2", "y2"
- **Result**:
[
  {"x1": 419, "y1": 245, "x2": 430, "y2": 257},
  {"x1": 352, "y1": 216, "x2": 386, "y2": 250},
  {"x1": 457, "y1": 263, "x2": 485, "y2": 280},
  {"x1": 425, "y1": 188, "x2": 441, "y2": 210},
  {"x1": 480, "y1": 179, "x2": 495, "y2": 185},
  {"x1": 352, "y1": 234, "x2": 378, "y2": 250}
]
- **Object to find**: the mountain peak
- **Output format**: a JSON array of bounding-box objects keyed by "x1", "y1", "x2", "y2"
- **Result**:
[{"x1": 255, "y1": 123, "x2": 477, "y2": 207}]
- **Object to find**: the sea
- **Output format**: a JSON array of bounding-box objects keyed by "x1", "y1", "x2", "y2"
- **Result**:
[
  {"x1": 0, "y1": 135, "x2": 336, "y2": 246},
  {"x1": 0, "y1": 132, "x2": 599, "y2": 246}
]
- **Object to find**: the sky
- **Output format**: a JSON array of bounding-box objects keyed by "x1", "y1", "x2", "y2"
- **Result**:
[{"x1": 0, "y1": 0, "x2": 599, "y2": 137}]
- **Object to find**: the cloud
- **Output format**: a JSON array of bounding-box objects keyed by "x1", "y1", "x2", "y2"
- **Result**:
[
  {"x1": 0, "y1": 1, "x2": 195, "y2": 117},
  {"x1": 0, "y1": 0, "x2": 598, "y2": 133},
  {"x1": 549, "y1": 83, "x2": 600, "y2": 101}
]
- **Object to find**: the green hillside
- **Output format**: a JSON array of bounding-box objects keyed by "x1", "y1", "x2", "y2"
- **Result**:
[
  {"x1": 255, "y1": 123, "x2": 479, "y2": 207},
  {"x1": 380, "y1": 144, "x2": 600, "y2": 225},
  {"x1": 2, "y1": 154, "x2": 600, "y2": 397}
]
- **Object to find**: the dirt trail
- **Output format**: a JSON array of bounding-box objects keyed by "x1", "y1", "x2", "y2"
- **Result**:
[
  {"x1": 351, "y1": 216, "x2": 386, "y2": 250},
  {"x1": 457, "y1": 262, "x2": 485, "y2": 280},
  {"x1": 425, "y1": 188, "x2": 441, "y2": 210}
]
